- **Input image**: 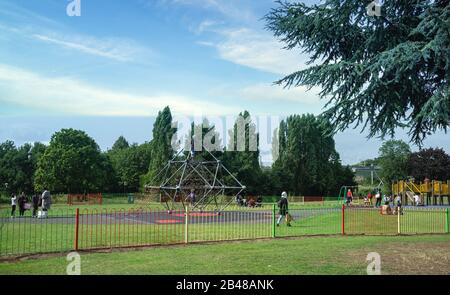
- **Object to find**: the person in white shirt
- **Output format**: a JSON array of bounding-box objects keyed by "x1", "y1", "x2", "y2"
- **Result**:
[
  {"x1": 413, "y1": 194, "x2": 421, "y2": 206},
  {"x1": 375, "y1": 191, "x2": 381, "y2": 207},
  {"x1": 10, "y1": 194, "x2": 17, "y2": 218},
  {"x1": 39, "y1": 189, "x2": 52, "y2": 219}
]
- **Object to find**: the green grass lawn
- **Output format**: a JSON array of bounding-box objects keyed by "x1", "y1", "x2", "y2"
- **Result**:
[{"x1": 1, "y1": 235, "x2": 449, "y2": 275}]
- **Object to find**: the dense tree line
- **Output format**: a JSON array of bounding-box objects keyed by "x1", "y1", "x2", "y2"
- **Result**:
[
  {"x1": 367, "y1": 140, "x2": 450, "y2": 192},
  {"x1": 0, "y1": 107, "x2": 357, "y2": 197},
  {"x1": 9, "y1": 109, "x2": 450, "y2": 198},
  {"x1": 270, "y1": 114, "x2": 355, "y2": 196}
]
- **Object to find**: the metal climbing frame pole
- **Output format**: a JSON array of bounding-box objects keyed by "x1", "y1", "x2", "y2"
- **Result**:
[{"x1": 272, "y1": 204, "x2": 276, "y2": 238}]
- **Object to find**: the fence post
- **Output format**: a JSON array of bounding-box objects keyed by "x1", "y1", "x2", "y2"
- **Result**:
[
  {"x1": 74, "y1": 208, "x2": 80, "y2": 251},
  {"x1": 397, "y1": 208, "x2": 401, "y2": 235},
  {"x1": 341, "y1": 204, "x2": 345, "y2": 235},
  {"x1": 185, "y1": 206, "x2": 189, "y2": 244},
  {"x1": 446, "y1": 208, "x2": 449, "y2": 234},
  {"x1": 272, "y1": 204, "x2": 276, "y2": 238}
]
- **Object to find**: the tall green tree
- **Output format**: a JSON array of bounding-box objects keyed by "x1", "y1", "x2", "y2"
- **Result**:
[
  {"x1": 34, "y1": 129, "x2": 111, "y2": 193},
  {"x1": 378, "y1": 140, "x2": 411, "y2": 190},
  {"x1": 266, "y1": 0, "x2": 450, "y2": 143},
  {"x1": 108, "y1": 138, "x2": 152, "y2": 192},
  {"x1": 271, "y1": 114, "x2": 353, "y2": 196},
  {"x1": 224, "y1": 111, "x2": 262, "y2": 194},
  {"x1": 407, "y1": 148, "x2": 450, "y2": 181},
  {"x1": 0, "y1": 141, "x2": 20, "y2": 194},
  {"x1": 111, "y1": 136, "x2": 130, "y2": 151},
  {"x1": 0, "y1": 141, "x2": 46, "y2": 194},
  {"x1": 145, "y1": 107, "x2": 176, "y2": 184}
]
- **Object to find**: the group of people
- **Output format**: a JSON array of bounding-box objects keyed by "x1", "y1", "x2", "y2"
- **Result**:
[
  {"x1": 346, "y1": 188, "x2": 423, "y2": 209},
  {"x1": 10, "y1": 190, "x2": 52, "y2": 219},
  {"x1": 346, "y1": 188, "x2": 429, "y2": 215},
  {"x1": 236, "y1": 195, "x2": 263, "y2": 208},
  {"x1": 346, "y1": 189, "x2": 403, "y2": 208}
]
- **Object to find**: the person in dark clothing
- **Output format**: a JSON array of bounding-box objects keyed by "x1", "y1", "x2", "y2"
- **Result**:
[
  {"x1": 32, "y1": 193, "x2": 39, "y2": 218},
  {"x1": 18, "y1": 192, "x2": 27, "y2": 217},
  {"x1": 256, "y1": 196, "x2": 263, "y2": 207},
  {"x1": 277, "y1": 192, "x2": 291, "y2": 227}
]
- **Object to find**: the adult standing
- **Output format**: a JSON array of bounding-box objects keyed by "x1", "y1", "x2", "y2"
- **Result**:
[
  {"x1": 277, "y1": 192, "x2": 291, "y2": 227},
  {"x1": 10, "y1": 194, "x2": 17, "y2": 218},
  {"x1": 18, "y1": 192, "x2": 27, "y2": 217},
  {"x1": 32, "y1": 193, "x2": 40, "y2": 218},
  {"x1": 375, "y1": 190, "x2": 382, "y2": 207},
  {"x1": 40, "y1": 189, "x2": 52, "y2": 219}
]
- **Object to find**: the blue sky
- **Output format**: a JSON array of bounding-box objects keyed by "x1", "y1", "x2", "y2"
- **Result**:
[{"x1": 0, "y1": 0, "x2": 449, "y2": 164}]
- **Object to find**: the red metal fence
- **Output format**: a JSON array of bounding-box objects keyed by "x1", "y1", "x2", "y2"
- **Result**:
[{"x1": 0, "y1": 205, "x2": 449, "y2": 257}]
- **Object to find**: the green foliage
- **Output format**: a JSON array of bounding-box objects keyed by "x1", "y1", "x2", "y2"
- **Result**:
[
  {"x1": 223, "y1": 111, "x2": 262, "y2": 194},
  {"x1": 34, "y1": 129, "x2": 112, "y2": 193},
  {"x1": 189, "y1": 118, "x2": 223, "y2": 160},
  {"x1": 271, "y1": 114, "x2": 355, "y2": 196},
  {"x1": 144, "y1": 106, "x2": 176, "y2": 185},
  {"x1": 0, "y1": 141, "x2": 46, "y2": 194},
  {"x1": 407, "y1": 147, "x2": 450, "y2": 180},
  {"x1": 111, "y1": 136, "x2": 130, "y2": 151},
  {"x1": 378, "y1": 140, "x2": 411, "y2": 189},
  {"x1": 265, "y1": 0, "x2": 450, "y2": 143},
  {"x1": 108, "y1": 139, "x2": 152, "y2": 192}
]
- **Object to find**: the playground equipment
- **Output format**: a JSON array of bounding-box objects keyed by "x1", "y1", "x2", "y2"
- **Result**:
[
  {"x1": 145, "y1": 145, "x2": 246, "y2": 212},
  {"x1": 338, "y1": 186, "x2": 358, "y2": 204},
  {"x1": 392, "y1": 179, "x2": 450, "y2": 206},
  {"x1": 338, "y1": 182, "x2": 385, "y2": 205}
]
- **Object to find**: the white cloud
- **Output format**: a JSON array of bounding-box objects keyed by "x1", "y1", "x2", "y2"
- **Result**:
[
  {"x1": 240, "y1": 83, "x2": 323, "y2": 105},
  {"x1": 200, "y1": 28, "x2": 309, "y2": 75},
  {"x1": 0, "y1": 22, "x2": 153, "y2": 63},
  {"x1": 191, "y1": 19, "x2": 223, "y2": 34},
  {"x1": 163, "y1": 0, "x2": 255, "y2": 22},
  {"x1": 32, "y1": 33, "x2": 151, "y2": 63},
  {"x1": 0, "y1": 64, "x2": 239, "y2": 117}
]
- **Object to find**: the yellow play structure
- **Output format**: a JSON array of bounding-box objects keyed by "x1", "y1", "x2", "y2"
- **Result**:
[{"x1": 392, "y1": 179, "x2": 450, "y2": 206}]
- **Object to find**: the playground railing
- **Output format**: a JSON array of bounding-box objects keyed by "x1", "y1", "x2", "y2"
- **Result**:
[
  {"x1": 343, "y1": 206, "x2": 449, "y2": 235},
  {"x1": 275, "y1": 207, "x2": 341, "y2": 237},
  {"x1": 1, "y1": 204, "x2": 449, "y2": 258},
  {"x1": 344, "y1": 207, "x2": 398, "y2": 235},
  {"x1": 0, "y1": 208, "x2": 75, "y2": 257},
  {"x1": 400, "y1": 207, "x2": 448, "y2": 234},
  {"x1": 187, "y1": 206, "x2": 272, "y2": 243}
]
